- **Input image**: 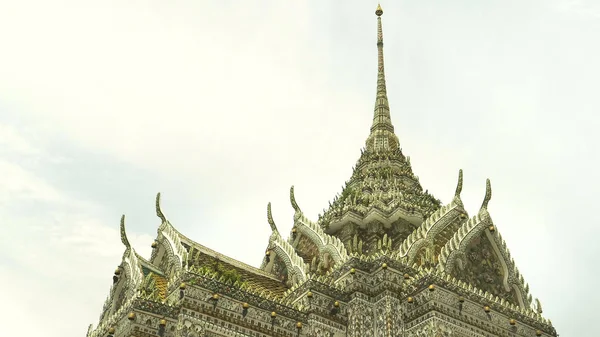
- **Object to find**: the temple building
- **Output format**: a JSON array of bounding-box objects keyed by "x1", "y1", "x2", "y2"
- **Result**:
[{"x1": 87, "y1": 5, "x2": 557, "y2": 337}]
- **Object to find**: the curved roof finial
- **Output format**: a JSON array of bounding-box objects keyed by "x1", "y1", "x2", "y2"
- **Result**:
[
  {"x1": 155, "y1": 192, "x2": 167, "y2": 223},
  {"x1": 481, "y1": 179, "x2": 492, "y2": 210},
  {"x1": 267, "y1": 202, "x2": 278, "y2": 232},
  {"x1": 120, "y1": 214, "x2": 131, "y2": 248},
  {"x1": 290, "y1": 186, "x2": 300, "y2": 212},
  {"x1": 455, "y1": 169, "x2": 464, "y2": 197}
]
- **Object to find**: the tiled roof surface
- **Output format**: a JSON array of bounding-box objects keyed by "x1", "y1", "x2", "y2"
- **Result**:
[
  {"x1": 138, "y1": 256, "x2": 168, "y2": 300},
  {"x1": 194, "y1": 252, "x2": 289, "y2": 297},
  {"x1": 181, "y1": 240, "x2": 290, "y2": 298}
]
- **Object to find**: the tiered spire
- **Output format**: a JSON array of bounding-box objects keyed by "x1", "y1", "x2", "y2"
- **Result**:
[
  {"x1": 365, "y1": 4, "x2": 400, "y2": 152},
  {"x1": 318, "y1": 5, "x2": 441, "y2": 241}
]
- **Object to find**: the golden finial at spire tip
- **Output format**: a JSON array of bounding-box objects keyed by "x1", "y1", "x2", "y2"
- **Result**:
[{"x1": 376, "y1": 3, "x2": 383, "y2": 16}]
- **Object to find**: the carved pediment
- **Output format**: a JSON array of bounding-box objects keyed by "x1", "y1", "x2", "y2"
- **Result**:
[{"x1": 452, "y1": 230, "x2": 520, "y2": 306}]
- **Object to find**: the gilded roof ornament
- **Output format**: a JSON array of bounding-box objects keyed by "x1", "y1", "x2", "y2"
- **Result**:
[
  {"x1": 481, "y1": 179, "x2": 492, "y2": 210},
  {"x1": 155, "y1": 192, "x2": 167, "y2": 223},
  {"x1": 267, "y1": 202, "x2": 278, "y2": 232},
  {"x1": 455, "y1": 169, "x2": 463, "y2": 197},
  {"x1": 376, "y1": 3, "x2": 383, "y2": 17},
  {"x1": 120, "y1": 214, "x2": 130, "y2": 248}
]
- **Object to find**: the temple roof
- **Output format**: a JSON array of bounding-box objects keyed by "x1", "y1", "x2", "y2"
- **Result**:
[
  {"x1": 90, "y1": 6, "x2": 556, "y2": 337},
  {"x1": 153, "y1": 193, "x2": 292, "y2": 298}
]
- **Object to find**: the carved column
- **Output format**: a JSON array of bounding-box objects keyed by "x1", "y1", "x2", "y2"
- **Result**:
[
  {"x1": 374, "y1": 293, "x2": 403, "y2": 337},
  {"x1": 347, "y1": 294, "x2": 374, "y2": 337}
]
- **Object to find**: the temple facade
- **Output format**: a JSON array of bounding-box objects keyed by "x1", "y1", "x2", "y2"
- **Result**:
[{"x1": 87, "y1": 5, "x2": 557, "y2": 337}]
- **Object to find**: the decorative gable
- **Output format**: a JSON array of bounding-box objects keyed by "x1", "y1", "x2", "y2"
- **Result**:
[{"x1": 453, "y1": 229, "x2": 522, "y2": 306}]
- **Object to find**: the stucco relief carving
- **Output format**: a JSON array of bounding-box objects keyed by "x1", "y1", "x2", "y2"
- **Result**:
[
  {"x1": 347, "y1": 298, "x2": 374, "y2": 337},
  {"x1": 454, "y1": 230, "x2": 519, "y2": 306},
  {"x1": 176, "y1": 314, "x2": 207, "y2": 337},
  {"x1": 307, "y1": 320, "x2": 335, "y2": 337},
  {"x1": 406, "y1": 319, "x2": 455, "y2": 337}
]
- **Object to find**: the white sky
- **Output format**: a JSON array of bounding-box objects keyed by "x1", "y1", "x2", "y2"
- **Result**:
[{"x1": 0, "y1": 0, "x2": 598, "y2": 336}]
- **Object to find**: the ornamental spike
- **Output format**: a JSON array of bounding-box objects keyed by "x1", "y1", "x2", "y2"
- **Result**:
[
  {"x1": 481, "y1": 179, "x2": 492, "y2": 210},
  {"x1": 455, "y1": 169, "x2": 463, "y2": 196},
  {"x1": 120, "y1": 215, "x2": 130, "y2": 249},
  {"x1": 290, "y1": 186, "x2": 300, "y2": 212},
  {"x1": 155, "y1": 192, "x2": 167, "y2": 223},
  {"x1": 535, "y1": 298, "x2": 543, "y2": 314},
  {"x1": 267, "y1": 202, "x2": 278, "y2": 232}
]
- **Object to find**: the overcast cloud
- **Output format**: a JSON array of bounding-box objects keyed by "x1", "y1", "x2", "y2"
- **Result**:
[{"x1": 0, "y1": 0, "x2": 598, "y2": 336}]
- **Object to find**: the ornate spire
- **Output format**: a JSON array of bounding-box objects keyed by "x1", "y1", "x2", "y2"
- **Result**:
[
  {"x1": 319, "y1": 5, "x2": 442, "y2": 246},
  {"x1": 365, "y1": 4, "x2": 400, "y2": 152}
]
